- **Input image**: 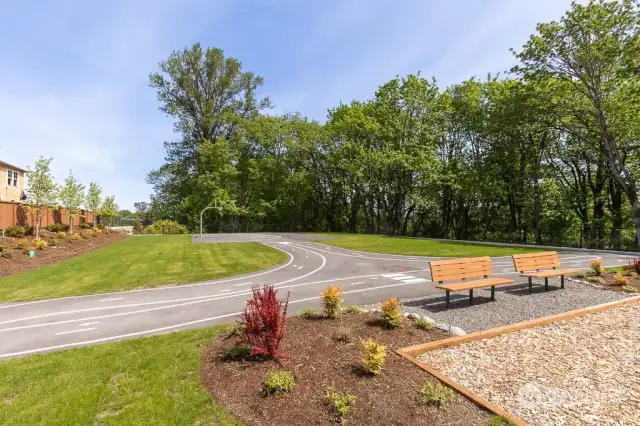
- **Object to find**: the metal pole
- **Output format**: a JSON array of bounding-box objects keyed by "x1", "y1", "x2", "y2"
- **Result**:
[{"x1": 199, "y1": 201, "x2": 217, "y2": 238}]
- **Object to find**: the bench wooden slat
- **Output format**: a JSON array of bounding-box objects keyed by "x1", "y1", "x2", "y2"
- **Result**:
[
  {"x1": 429, "y1": 257, "x2": 492, "y2": 282},
  {"x1": 435, "y1": 277, "x2": 514, "y2": 292},
  {"x1": 520, "y1": 269, "x2": 579, "y2": 278},
  {"x1": 512, "y1": 251, "x2": 560, "y2": 272}
]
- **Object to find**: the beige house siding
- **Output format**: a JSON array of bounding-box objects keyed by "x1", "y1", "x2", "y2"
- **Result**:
[{"x1": 0, "y1": 161, "x2": 26, "y2": 202}]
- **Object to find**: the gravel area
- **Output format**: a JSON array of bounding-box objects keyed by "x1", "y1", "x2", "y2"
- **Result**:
[
  {"x1": 400, "y1": 278, "x2": 628, "y2": 333},
  {"x1": 418, "y1": 302, "x2": 640, "y2": 425}
]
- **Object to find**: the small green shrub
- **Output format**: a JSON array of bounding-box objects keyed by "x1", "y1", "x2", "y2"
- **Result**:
[
  {"x1": 413, "y1": 317, "x2": 435, "y2": 330},
  {"x1": 588, "y1": 276, "x2": 605, "y2": 285},
  {"x1": 72, "y1": 233, "x2": 81, "y2": 240},
  {"x1": 0, "y1": 244, "x2": 11, "y2": 258},
  {"x1": 221, "y1": 346, "x2": 252, "y2": 361},
  {"x1": 57, "y1": 231, "x2": 66, "y2": 239},
  {"x1": 33, "y1": 238, "x2": 48, "y2": 250},
  {"x1": 24, "y1": 226, "x2": 34, "y2": 236},
  {"x1": 573, "y1": 272, "x2": 586, "y2": 279},
  {"x1": 16, "y1": 238, "x2": 28, "y2": 249},
  {"x1": 622, "y1": 285, "x2": 637, "y2": 293},
  {"x1": 263, "y1": 371, "x2": 295, "y2": 395},
  {"x1": 361, "y1": 338, "x2": 386, "y2": 375},
  {"x1": 590, "y1": 259, "x2": 604, "y2": 276},
  {"x1": 342, "y1": 305, "x2": 362, "y2": 314},
  {"x1": 380, "y1": 298, "x2": 404, "y2": 329},
  {"x1": 612, "y1": 273, "x2": 630, "y2": 286},
  {"x1": 298, "y1": 307, "x2": 319, "y2": 318},
  {"x1": 322, "y1": 286, "x2": 343, "y2": 318},
  {"x1": 144, "y1": 220, "x2": 188, "y2": 235},
  {"x1": 45, "y1": 223, "x2": 69, "y2": 232},
  {"x1": 325, "y1": 389, "x2": 356, "y2": 424},
  {"x1": 227, "y1": 323, "x2": 246, "y2": 337},
  {"x1": 621, "y1": 269, "x2": 634, "y2": 277},
  {"x1": 483, "y1": 415, "x2": 516, "y2": 426},
  {"x1": 4, "y1": 225, "x2": 26, "y2": 237},
  {"x1": 133, "y1": 218, "x2": 143, "y2": 234},
  {"x1": 79, "y1": 222, "x2": 93, "y2": 230},
  {"x1": 418, "y1": 383, "x2": 454, "y2": 406}
]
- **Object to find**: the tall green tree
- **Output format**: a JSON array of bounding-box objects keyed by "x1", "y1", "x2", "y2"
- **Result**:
[
  {"x1": 514, "y1": 0, "x2": 640, "y2": 247},
  {"x1": 86, "y1": 182, "x2": 102, "y2": 227},
  {"x1": 100, "y1": 196, "x2": 119, "y2": 225},
  {"x1": 58, "y1": 170, "x2": 85, "y2": 234},
  {"x1": 26, "y1": 157, "x2": 58, "y2": 237}
]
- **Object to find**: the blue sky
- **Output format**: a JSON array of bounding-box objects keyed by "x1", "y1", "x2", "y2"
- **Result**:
[{"x1": 0, "y1": 0, "x2": 578, "y2": 209}]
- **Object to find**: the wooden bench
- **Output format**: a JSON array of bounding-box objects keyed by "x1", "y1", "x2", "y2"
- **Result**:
[
  {"x1": 512, "y1": 251, "x2": 579, "y2": 293},
  {"x1": 429, "y1": 257, "x2": 514, "y2": 308}
]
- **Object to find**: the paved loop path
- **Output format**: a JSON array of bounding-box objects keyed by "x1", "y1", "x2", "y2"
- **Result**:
[{"x1": 0, "y1": 233, "x2": 633, "y2": 358}]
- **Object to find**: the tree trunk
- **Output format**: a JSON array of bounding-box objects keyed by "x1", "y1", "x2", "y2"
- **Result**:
[{"x1": 608, "y1": 178, "x2": 623, "y2": 250}]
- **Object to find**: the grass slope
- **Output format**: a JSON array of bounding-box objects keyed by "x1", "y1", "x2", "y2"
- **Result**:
[
  {"x1": 0, "y1": 327, "x2": 239, "y2": 425},
  {"x1": 317, "y1": 234, "x2": 543, "y2": 257},
  {"x1": 0, "y1": 235, "x2": 287, "y2": 302}
]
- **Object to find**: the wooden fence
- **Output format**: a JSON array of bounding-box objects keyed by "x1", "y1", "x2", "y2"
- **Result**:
[{"x1": 0, "y1": 201, "x2": 96, "y2": 229}]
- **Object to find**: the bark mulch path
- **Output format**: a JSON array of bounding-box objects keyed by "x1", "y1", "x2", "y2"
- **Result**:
[
  {"x1": 0, "y1": 232, "x2": 127, "y2": 277},
  {"x1": 200, "y1": 313, "x2": 492, "y2": 425},
  {"x1": 419, "y1": 301, "x2": 640, "y2": 425}
]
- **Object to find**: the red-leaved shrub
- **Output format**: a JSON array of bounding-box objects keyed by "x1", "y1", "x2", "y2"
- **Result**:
[{"x1": 242, "y1": 284, "x2": 290, "y2": 359}]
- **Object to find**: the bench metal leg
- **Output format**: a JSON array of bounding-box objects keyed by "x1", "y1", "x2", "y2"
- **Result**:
[
  {"x1": 545, "y1": 277, "x2": 549, "y2": 291},
  {"x1": 445, "y1": 290, "x2": 450, "y2": 308},
  {"x1": 490, "y1": 286, "x2": 496, "y2": 301},
  {"x1": 561, "y1": 275, "x2": 565, "y2": 289},
  {"x1": 528, "y1": 277, "x2": 533, "y2": 294},
  {"x1": 469, "y1": 289, "x2": 474, "y2": 306}
]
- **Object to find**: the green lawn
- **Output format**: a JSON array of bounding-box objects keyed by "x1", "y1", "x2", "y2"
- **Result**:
[
  {"x1": 0, "y1": 235, "x2": 287, "y2": 302},
  {"x1": 316, "y1": 233, "x2": 544, "y2": 257},
  {"x1": 0, "y1": 326, "x2": 239, "y2": 425}
]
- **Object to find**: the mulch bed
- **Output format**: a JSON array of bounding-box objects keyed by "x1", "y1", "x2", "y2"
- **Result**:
[
  {"x1": 0, "y1": 231, "x2": 127, "y2": 277},
  {"x1": 200, "y1": 313, "x2": 492, "y2": 425},
  {"x1": 576, "y1": 267, "x2": 640, "y2": 294}
]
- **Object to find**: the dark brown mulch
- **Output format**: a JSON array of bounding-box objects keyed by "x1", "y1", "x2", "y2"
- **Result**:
[
  {"x1": 200, "y1": 313, "x2": 492, "y2": 425},
  {"x1": 579, "y1": 267, "x2": 640, "y2": 294},
  {"x1": 0, "y1": 231, "x2": 127, "y2": 277}
]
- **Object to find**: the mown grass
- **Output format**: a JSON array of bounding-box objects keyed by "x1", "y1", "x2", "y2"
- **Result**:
[
  {"x1": 316, "y1": 233, "x2": 544, "y2": 257},
  {"x1": 0, "y1": 235, "x2": 287, "y2": 302},
  {"x1": 0, "y1": 326, "x2": 240, "y2": 425}
]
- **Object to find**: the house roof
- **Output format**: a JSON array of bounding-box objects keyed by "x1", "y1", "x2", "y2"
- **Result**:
[{"x1": 0, "y1": 160, "x2": 27, "y2": 172}]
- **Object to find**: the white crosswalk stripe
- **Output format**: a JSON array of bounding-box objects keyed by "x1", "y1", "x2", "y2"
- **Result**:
[
  {"x1": 391, "y1": 275, "x2": 413, "y2": 281},
  {"x1": 402, "y1": 278, "x2": 429, "y2": 284}
]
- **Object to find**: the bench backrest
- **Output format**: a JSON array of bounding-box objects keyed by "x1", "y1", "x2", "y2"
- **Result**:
[
  {"x1": 512, "y1": 251, "x2": 560, "y2": 272},
  {"x1": 429, "y1": 257, "x2": 494, "y2": 283}
]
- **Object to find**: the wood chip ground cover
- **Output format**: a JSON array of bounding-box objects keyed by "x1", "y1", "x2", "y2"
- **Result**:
[
  {"x1": 419, "y1": 302, "x2": 640, "y2": 425},
  {"x1": 200, "y1": 313, "x2": 492, "y2": 425}
]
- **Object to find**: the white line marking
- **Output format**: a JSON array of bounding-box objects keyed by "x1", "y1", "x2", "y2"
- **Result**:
[
  {"x1": 293, "y1": 264, "x2": 298, "y2": 267},
  {"x1": 54, "y1": 328, "x2": 96, "y2": 336},
  {"x1": 391, "y1": 275, "x2": 414, "y2": 281},
  {"x1": 233, "y1": 282, "x2": 252, "y2": 287},
  {"x1": 370, "y1": 277, "x2": 378, "y2": 280},
  {"x1": 297, "y1": 266, "x2": 303, "y2": 270},
  {"x1": 98, "y1": 297, "x2": 123, "y2": 302},
  {"x1": 219, "y1": 289, "x2": 231, "y2": 293},
  {"x1": 402, "y1": 278, "x2": 429, "y2": 284},
  {"x1": 381, "y1": 273, "x2": 405, "y2": 278},
  {"x1": 78, "y1": 322, "x2": 99, "y2": 326},
  {"x1": 350, "y1": 282, "x2": 366, "y2": 286}
]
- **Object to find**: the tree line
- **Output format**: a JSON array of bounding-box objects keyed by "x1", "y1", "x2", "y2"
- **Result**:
[
  {"x1": 147, "y1": 0, "x2": 640, "y2": 250},
  {"x1": 25, "y1": 157, "x2": 118, "y2": 235}
]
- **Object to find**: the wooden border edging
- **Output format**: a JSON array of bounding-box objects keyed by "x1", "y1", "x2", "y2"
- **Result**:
[{"x1": 396, "y1": 295, "x2": 640, "y2": 425}]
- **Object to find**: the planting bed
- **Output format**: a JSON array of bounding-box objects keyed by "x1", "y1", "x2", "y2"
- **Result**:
[
  {"x1": 0, "y1": 231, "x2": 126, "y2": 277},
  {"x1": 201, "y1": 313, "x2": 492, "y2": 425},
  {"x1": 573, "y1": 266, "x2": 640, "y2": 294},
  {"x1": 418, "y1": 301, "x2": 640, "y2": 425}
]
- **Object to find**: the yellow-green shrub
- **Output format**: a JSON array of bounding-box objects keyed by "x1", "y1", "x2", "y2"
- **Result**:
[
  {"x1": 590, "y1": 259, "x2": 603, "y2": 276},
  {"x1": 57, "y1": 231, "x2": 66, "y2": 238},
  {"x1": 16, "y1": 238, "x2": 28, "y2": 249},
  {"x1": 73, "y1": 233, "x2": 81, "y2": 240},
  {"x1": 33, "y1": 238, "x2": 48, "y2": 250},
  {"x1": 612, "y1": 273, "x2": 630, "y2": 286},
  {"x1": 325, "y1": 389, "x2": 356, "y2": 424},
  {"x1": 419, "y1": 383, "x2": 454, "y2": 406},
  {"x1": 361, "y1": 338, "x2": 386, "y2": 375},
  {"x1": 322, "y1": 286, "x2": 343, "y2": 318},
  {"x1": 263, "y1": 371, "x2": 295, "y2": 395},
  {"x1": 380, "y1": 297, "x2": 404, "y2": 329}
]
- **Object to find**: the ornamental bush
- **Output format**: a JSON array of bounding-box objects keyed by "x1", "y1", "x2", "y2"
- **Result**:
[
  {"x1": 263, "y1": 371, "x2": 295, "y2": 395},
  {"x1": 380, "y1": 297, "x2": 404, "y2": 329},
  {"x1": 4, "y1": 225, "x2": 26, "y2": 237},
  {"x1": 361, "y1": 338, "x2": 386, "y2": 375},
  {"x1": 322, "y1": 286, "x2": 343, "y2": 318},
  {"x1": 418, "y1": 382, "x2": 454, "y2": 406},
  {"x1": 241, "y1": 284, "x2": 290, "y2": 359},
  {"x1": 33, "y1": 238, "x2": 48, "y2": 250},
  {"x1": 144, "y1": 219, "x2": 188, "y2": 234},
  {"x1": 590, "y1": 259, "x2": 604, "y2": 276},
  {"x1": 325, "y1": 389, "x2": 356, "y2": 423}
]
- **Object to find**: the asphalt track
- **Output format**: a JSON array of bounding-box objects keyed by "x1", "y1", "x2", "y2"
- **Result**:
[{"x1": 0, "y1": 233, "x2": 635, "y2": 359}]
